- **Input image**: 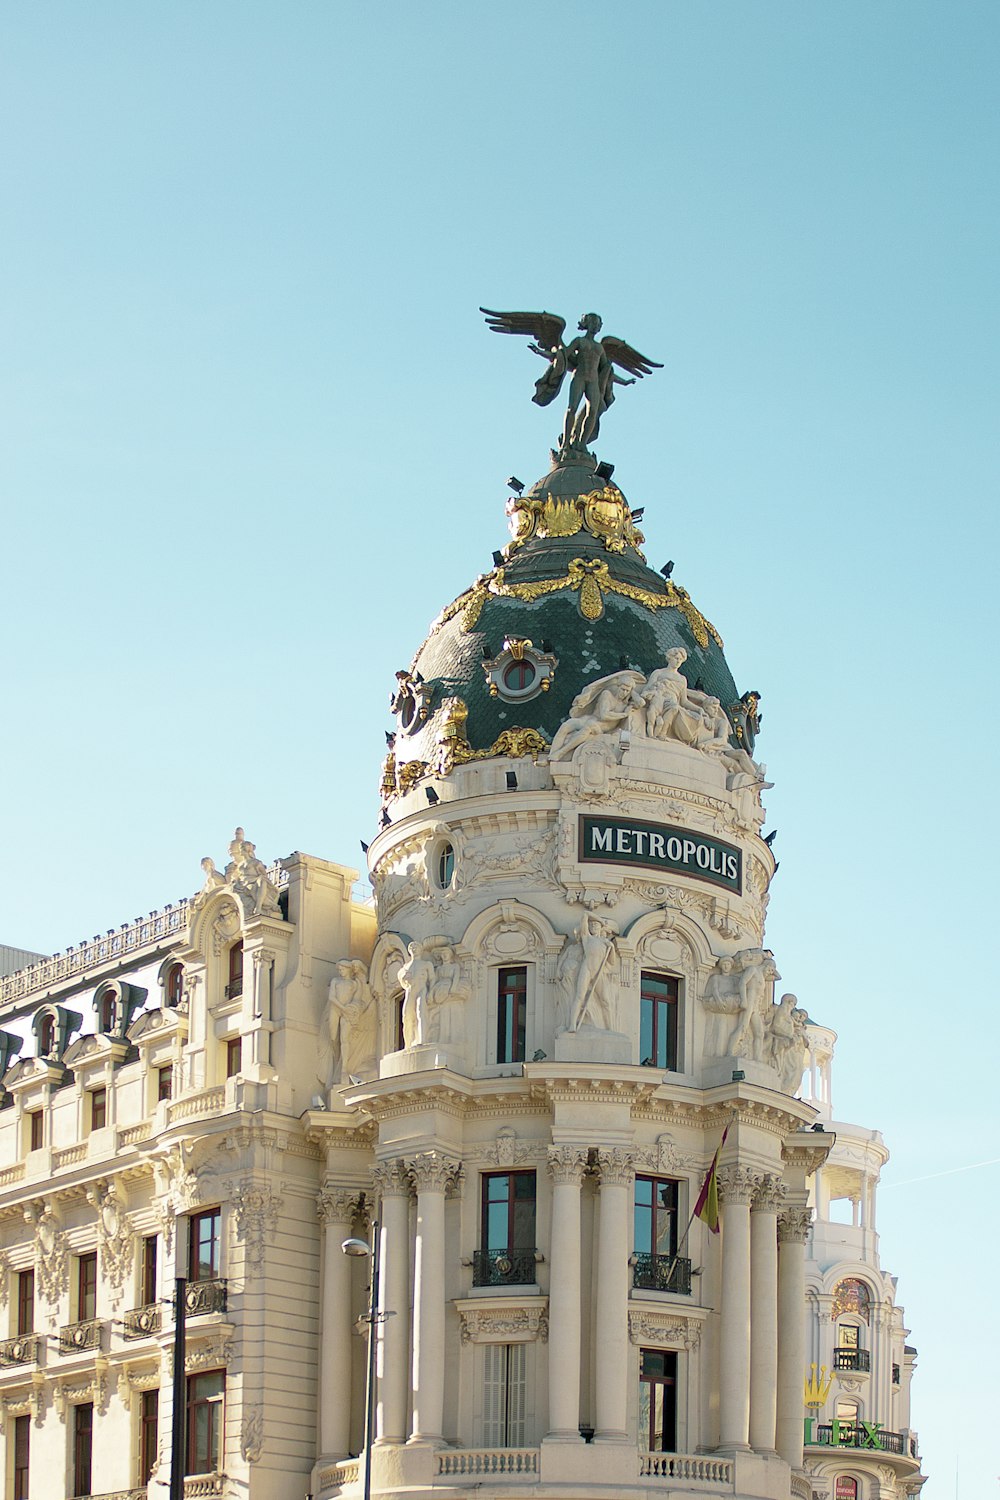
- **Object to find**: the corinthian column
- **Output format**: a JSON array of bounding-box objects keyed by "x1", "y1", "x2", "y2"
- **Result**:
[
  {"x1": 371, "y1": 1160, "x2": 411, "y2": 1445},
  {"x1": 776, "y1": 1204, "x2": 812, "y2": 1468},
  {"x1": 594, "y1": 1148, "x2": 634, "y2": 1443},
  {"x1": 717, "y1": 1165, "x2": 757, "y2": 1452},
  {"x1": 316, "y1": 1187, "x2": 362, "y2": 1459},
  {"x1": 749, "y1": 1175, "x2": 784, "y2": 1454},
  {"x1": 545, "y1": 1147, "x2": 588, "y2": 1442},
  {"x1": 408, "y1": 1154, "x2": 460, "y2": 1444}
]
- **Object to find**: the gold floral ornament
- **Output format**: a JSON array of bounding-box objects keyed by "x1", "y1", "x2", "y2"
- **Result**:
[
  {"x1": 430, "y1": 559, "x2": 722, "y2": 648},
  {"x1": 504, "y1": 485, "x2": 646, "y2": 559},
  {"x1": 437, "y1": 698, "x2": 548, "y2": 775}
]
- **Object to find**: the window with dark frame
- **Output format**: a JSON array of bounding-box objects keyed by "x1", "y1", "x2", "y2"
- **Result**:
[
  {"x1": 502, "y1": 659, "x2": 536, "y2": 691},
  {"x1": 89, "y1": 1087, "x2": 107, "y2": 1132},
  {"x1": 73, "y1": 1401, "x2": 94, "y2": 1497},
  {"x1": 225, "y1": 1037, "x2": 242, "y2": 1078},
  {"x1": 188, "y1": 1209, "x2": 221, "y2": 1282},
  {"x1": 227, "y1": 942, "x2": 244, "y2": 999},
  {"x1": 38, "y1": 1014, "x2": 55, "y2": 1055},
  {"x1": 99, "y1": 990, "x2": 116, "y2": 1033},
  {"x1": 77, "y1": 1252, "x2": 97, "y2": 1323},
  {"x1": 639, "y1": 971, "x2": 679, "y2": 1070},
  {"x1": 157, "y1": 1065, "x2": 173, "y2": 1102},
  {"x1": 28, "y1": 1110, "x2": 43, "y2": 1152},
  {"x1": 13, "y1": 1413, "x2": 29, "y2": 1500},
  {"x1": 141, "y1": 1235, "x2": 158, "y2": 1307},
  {"x1": 16, "y1": 1270, "x2": 34, "y2": 1337},
  {"x1": 166, "y1": 962, "x2": 184, "y2": 1007},
  {"x1": 186, "y1": 1369, "x2": 224, "y2": 1475},
  {"x1": 634, "y1": 1176, "x2": 679, "y2": 1259},
  {"x1": 639, "y1": 1348, "x2": 677, "y2": 1452},
  {"x1": 496, "y1": 966, "x2": 527, "y2": 1064},
  {"x1": 139, "y1": 1389, "x2": 159, "y2": 1485},
  {"x1": 393, "y1": 994, "x2": 405, "y2": 1052},
  {"x1": 481, "y1": 1172, "x2": 536, "y2": 1252},
  {"x1": 437, "y1": 843, "x2": 455, "y2": 889}
]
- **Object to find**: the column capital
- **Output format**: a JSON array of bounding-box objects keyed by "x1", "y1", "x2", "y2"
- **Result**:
[
  {"x1": 596, "y1": 1147, "x2": 635, "y2": 1187},
  {"x1": 316, "y1": 1187, "x2": 362, "y2": 1226},
  {"x1": 371, "y1": 1158, "x2": 411, "y2": 1199},
  {"x1": 407, "y1": 1152, "x2": 462, "y2": 1194},
  {"x1": 546, "y1": 1145, "x2": 589, "y2": 1185},
  {"x1": 777, "y1": 1205, "x2": 813, "y2": 1243},
  {"x1": 717, "y1": 1164, "x2": 759, "y2": 1206},
  {"x1": 751, "y1": 1174, "x2": 787, "y2": 1214}
]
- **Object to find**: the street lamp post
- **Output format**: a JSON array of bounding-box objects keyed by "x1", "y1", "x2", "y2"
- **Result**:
[{"x1": 342, "y1": 1222, "x2": 381, "y2": 1500}]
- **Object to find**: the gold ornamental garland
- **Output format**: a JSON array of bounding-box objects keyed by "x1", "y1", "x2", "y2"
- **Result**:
[{"x1": 430, "y1": 559, "x2": 722, "y2": 649}]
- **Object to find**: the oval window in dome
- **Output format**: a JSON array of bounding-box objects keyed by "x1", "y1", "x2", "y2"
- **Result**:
[
  {"x1": 437, "y1": 843, "x2": 455, "y2": 889},
  {"x1": 503, "y1": 659, "x2": 536, "y2": 692}
]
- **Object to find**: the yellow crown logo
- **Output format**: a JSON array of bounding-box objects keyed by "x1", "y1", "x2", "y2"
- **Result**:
[{"x1": 803, "y1": 1363, "x2": 834, "y2": 1408}]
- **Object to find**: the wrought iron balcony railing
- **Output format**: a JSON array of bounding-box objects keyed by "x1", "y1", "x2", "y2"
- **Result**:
[
  {"x1": 224, "y1": 978, "x2": 243, "y2": 999},
  {"x1": 472, "y1": 1248, "x2": 537, "y2": 1287},
  {"x1": 631, "y1": 1252, "x2": 692, "y2": 1296},
  {"x1": 184, "y1": 1278, "x2": 228, "y2": 1316},
  {"x1": 0, "y1": 1334, "x2": 36, "y2": 1366},
  {"x1": 59, "y1": 1318, "x2": 104, "y2": 1353},
  {"x1": 123, "y1": 1302, "x2": 162, "y2": 1339},
  {"x1": 833, "y1": 1347, "x2": 870, "y2": 1372}
]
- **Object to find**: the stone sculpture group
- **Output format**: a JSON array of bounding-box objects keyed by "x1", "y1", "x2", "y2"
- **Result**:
[
  {"x1": 701, "y1": 949, "x2": 810, "y2": 1091},
  {"x1": 548, "y1": 649, "x2": 764, "y2": 785}
]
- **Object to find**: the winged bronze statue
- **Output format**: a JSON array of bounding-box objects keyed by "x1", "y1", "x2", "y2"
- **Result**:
[{"x1": 480, "y1": 307, "x2": 662, "y2": 454}]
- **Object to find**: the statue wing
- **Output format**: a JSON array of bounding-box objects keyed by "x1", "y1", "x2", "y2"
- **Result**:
[
  {"x1": 480, "y1": 307, "x2": 567, "y2": 351},
  {"x1": 601, "y1": 336, "x2": 664, "y2": 379}
]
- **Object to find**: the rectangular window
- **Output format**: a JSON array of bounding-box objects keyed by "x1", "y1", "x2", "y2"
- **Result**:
[
  {"x1": 639, "y1": 972, "x2": 679, "y2": 1070},
  {"x1": 73, "y1": 1401, "x2": 94, "y2": 1497},
  {"x1": 639, "y1": 1348, "x2": 677, "y2": 1451},
  {"x1": 89, "y1": 1087, "x2": 107, "y2": 1131},
  {"x1": 225, "y1": 1037, "x2": 242, "y2": 1078},
  {"x1": 483, "y1": 1343, "x2": 526, "y2": 1446},
  {"x1": 27, "y1": 1111, "x2": 43, "y2": 1152},
  {"x1": 141, "y1": 1235, "x2": 158, "y2": 1307},
  {"x1": 394, "y1": 995, "x2": 405, "y2": 1052},
  {"x1": 481, "y1": 1172, "x2": 536, "y2": 1255},
  {"x1": 157, "y1": 1066, "x2": 173, "y2": 1102},
  {"x1": 496, "y1": 966, "x2": 527, "y2": 1064},
  {"x1": 77, "y1": 1253, "x2": 98, "y2": 1323},
  {"x1": 13, "y1": 1413, "x2": 29, "y2": 1500},
  {"x1": 186, "y1": 1369, "x2": 224, "y2": 1475},
  {"x1": 188, "y1": 1209, "x2": 221, "y2": 1282},
  {"x1": 633, "y1": 1176, "x2": 679, "y2": 1258},
  {"x1": 16, "y1": 1270, "x2": 34, "y2": 1338},
  {"x1": 226, "y1": 942, "x2": 243, "y2": 999},
  {"x1": 139, "y1": 1389, "x2": 159, "y2": 1485}
]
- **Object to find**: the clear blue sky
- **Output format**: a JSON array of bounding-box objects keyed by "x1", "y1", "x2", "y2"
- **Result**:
[{"x1": 2, "y1": 4, "x2": 998, "y2": 1491}]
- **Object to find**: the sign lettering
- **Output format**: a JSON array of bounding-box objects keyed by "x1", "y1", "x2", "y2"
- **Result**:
[{"x1": 578, "y1": 816, "x2": 742, "y2": 895}]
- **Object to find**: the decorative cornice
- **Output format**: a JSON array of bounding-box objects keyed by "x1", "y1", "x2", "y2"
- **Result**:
[
  {"x1": 457, "y1": 1300, "x2": 549, "y2": 1345},
  {"x1": 628, "y1": 1309, "x2": 704, "y2": 1350}
]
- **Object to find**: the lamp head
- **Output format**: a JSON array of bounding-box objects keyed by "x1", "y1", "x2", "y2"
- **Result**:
[{"x1": 341, "y1": 1237, "x2": 372, "y2": 1258}]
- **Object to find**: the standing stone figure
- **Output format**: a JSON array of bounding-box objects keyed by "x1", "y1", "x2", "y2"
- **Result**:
[
  {"x1": 567, "y1": 912, "x2": 619, "y2": 1032},
  {"x1": 325, "y1": 960, "x2": 377, "y2": 1085}
]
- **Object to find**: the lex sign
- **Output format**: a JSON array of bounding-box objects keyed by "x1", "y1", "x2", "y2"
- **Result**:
[{"x1": 803, "y1": 1417, "x2": 885, "y2": 1449}]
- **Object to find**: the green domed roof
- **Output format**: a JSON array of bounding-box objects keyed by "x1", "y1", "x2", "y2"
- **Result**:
[{"x1": 388, "y1": 454, "x2": 752, "y2": 785}]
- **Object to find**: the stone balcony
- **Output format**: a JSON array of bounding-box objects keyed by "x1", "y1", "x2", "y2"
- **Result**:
[
  {"x1": 123, "y1": 1302, "x2": 162, "y2": 1340},
  {"x1": 0, "y1": 1334, "x2": 36, "y2": 1367},
  {"x1": 59, "y1": 1318, "x2": 104, "y2": 1354}
]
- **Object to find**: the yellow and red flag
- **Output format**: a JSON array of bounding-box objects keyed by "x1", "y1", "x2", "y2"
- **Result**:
[{"x1": 693, "y1": 1122, "x2": 730, "y2": 1234}]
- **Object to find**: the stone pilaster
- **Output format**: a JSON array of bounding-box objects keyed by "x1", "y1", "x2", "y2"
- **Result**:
[
  {"x1": 407, "y1": 1154, "x2": 461, "y2": 1444},
  {"x1": 544, "y1": 1147, "x2": 588, "y2": 1443},
  {"x1": 716, "y1": 1165, "x2": 757, "y2": 1452},
  {"x1": 749, "y1": 1175, "x2": 785, "y2": 1454},
  {"x1": 594, "y1": 1148, "x2": 634, "y2": 1443},
  {"x1": 776, "y1": 1203, "x2": 812, "y2": 1468}
]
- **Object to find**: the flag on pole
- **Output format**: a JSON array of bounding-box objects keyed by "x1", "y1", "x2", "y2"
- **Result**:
[{"x1": 693, "y1": 1122, "x2": 731, "y2": 1234}]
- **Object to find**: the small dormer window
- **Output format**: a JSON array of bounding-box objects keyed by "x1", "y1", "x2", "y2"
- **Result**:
[
  {"x1": 226, "y1": 942, "x2": 244, "y2": 1000},
  {"x1": 39, "y1": 1015, "x2": 55, "y2": 1057},
  {"x1": 99, "y1": 991, "x2": 116, "y2": 1034},
  {"x1": 166, "y1": 963, "x2": 184, "y2": 1008},
  {"x1": 483, "y1": 637, "x2": 557, "y2": 703}
]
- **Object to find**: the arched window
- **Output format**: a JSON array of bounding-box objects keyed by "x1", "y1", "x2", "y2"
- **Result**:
[
  {"x1": 99, "y1": 990, "x2": 116, "y2": 1034},
  {"x1": 166, "y1": 963, "x2": 184, "y2": 1008},
  {"x1": 437, "y1": 844, "x2": 455, "y2": 890},
  {"x1": 393, "y1": 993, "x2": 405, "y2": 1052},
  {"x1": 38, "y1": 1014, "x2": 55, "y2": 1056},
  {"x1": 226, "y1": 942, "x2": 244, "y2": 1000}
]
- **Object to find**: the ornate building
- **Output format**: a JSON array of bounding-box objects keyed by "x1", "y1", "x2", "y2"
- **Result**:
[{"x1": 0, "y1": 319, "x2": 924, "y2": 1500}]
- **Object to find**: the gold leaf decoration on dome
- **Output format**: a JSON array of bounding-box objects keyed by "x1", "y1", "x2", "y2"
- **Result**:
[
  {"x1": 437, "y1": 697, "x2": 548, "y2": 774},
  {"x1": 395, "y1": 759, "x2": 431, "y2": 796},
  {"x1": 504, "y1": 484, "x2": 646, "y2": 559},
  {"x1": 427, "y1": 557, "x2": 722, "y2": 649},
  {"x1": 380, "y1": 750, "x2": 398, "y2": 802}
]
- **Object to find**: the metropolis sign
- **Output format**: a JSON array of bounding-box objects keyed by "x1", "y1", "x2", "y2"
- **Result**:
[{"x1": 578, "y1": 816, "x2": 743, "y2": 896}]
